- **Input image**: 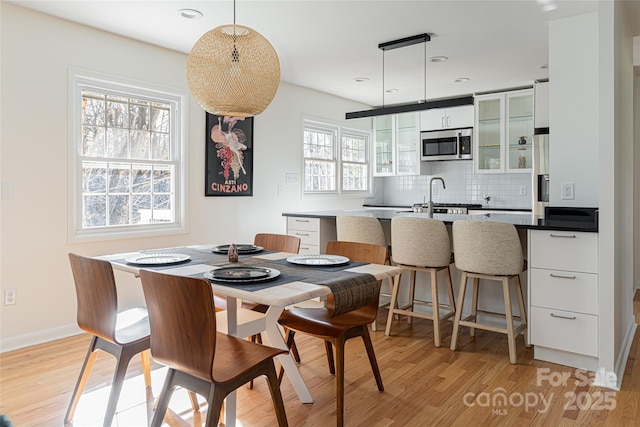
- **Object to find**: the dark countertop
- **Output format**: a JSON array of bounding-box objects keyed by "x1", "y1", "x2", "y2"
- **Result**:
[
  {"x1": 362, "y1": 203, "x2": 532, "y2": 212},
  {"x1": 283, "y1": 208, "x2": 598, "y2": 232}
]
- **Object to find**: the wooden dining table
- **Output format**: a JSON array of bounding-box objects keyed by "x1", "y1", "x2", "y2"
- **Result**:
[{"x1": 100, "y1": 244, "x2": 402, "y2": 427}]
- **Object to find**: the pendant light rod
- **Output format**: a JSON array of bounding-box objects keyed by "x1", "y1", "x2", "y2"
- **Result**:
[{"x1": 423, "y1": 40, "x2": 427, "y2": 103}]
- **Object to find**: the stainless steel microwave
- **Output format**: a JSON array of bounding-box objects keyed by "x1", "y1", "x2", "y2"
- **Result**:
[{"x1": 420, "y1": 127, "x2": 472, "y2": 161}]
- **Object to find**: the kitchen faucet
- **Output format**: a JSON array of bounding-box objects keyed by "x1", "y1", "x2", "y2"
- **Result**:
[{"x1": 428, "y1": 177, "x2": 446, "y2": 218}]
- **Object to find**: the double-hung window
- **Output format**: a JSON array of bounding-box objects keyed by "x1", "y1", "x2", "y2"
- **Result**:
[
  {"x1": 69, "y1": 68, "x2": 187, "y2": 241},
  {"x1": 341, "y1": 129, "x2": 369, "y2": 192},
  {"x1": 303, "y1": 121, "x2": 337, "y2": 192},
  {"x1": 303, "y1": 119, "x2": 370, "y2": 195}
]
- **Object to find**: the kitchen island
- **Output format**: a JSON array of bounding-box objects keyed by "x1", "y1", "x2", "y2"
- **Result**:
[
  {"x1": 282, "y1": 207, "x2": 598, "y2": 232},
  {"x1": 282, "y1": 206, "x2": 605, "y2": 380}
]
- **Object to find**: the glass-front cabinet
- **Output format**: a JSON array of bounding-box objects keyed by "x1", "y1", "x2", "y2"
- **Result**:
[
  {"x1": 474, "y1": 89, "x2": 534, "y2": 173},
  {"x1": 374, "y1": 112, "x2": 419, "y2": 176}
]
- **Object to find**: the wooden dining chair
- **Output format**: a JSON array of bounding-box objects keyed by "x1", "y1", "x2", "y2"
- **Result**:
[
  {"x1": 336, "y1": 215, "x2": 392, "y2": 331},
  {"x1": 254, "y1": 232, "x2": 301, "y2": 254},
  {"x1": 139, "y1": 269, "x2": 289, "y2": 427},
  {"x1": 277, "y1": 241, "x2": 387, "y2": 427},
  {"x1": 65, "y1": 253, "x2": 153, "y2": 427}
]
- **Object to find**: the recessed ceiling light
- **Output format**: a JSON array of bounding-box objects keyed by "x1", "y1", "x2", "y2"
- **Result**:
[
  {"x1": 429, "y1": 56, "x2": 449, "y2": 63},
  {"x1": 453, "y1": 77, "x2": 470, "y2": 83},
  {"x1": 385, "y1": 88, "x2": 399, "y2": 93},
  {"x1": 178, "y1": 8, "x2": 203, "y2": 19},
  {"x1": 353, "y1": 77, "x2": 370, "y2": 83},
  {"x1": 538, "y1": 64, "x2": 549, "y2": 70}
]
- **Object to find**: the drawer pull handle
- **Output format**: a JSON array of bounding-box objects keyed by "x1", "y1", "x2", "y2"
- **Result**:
[
  {"x1": 295, "y1": 219, "x2": 310, "y2": 223},
  {"x1": 550, "y1": 313, "x2": 577, "y2": 320},
  {"x1": 549, "y1": 273, "x2": 577, "y2": 279},
  {"x1": 549, "y1": 234, "x2": 576, "y2": 238},
  {"x1": 295, "y1": 232, "x2": 310, "y2": 236}
]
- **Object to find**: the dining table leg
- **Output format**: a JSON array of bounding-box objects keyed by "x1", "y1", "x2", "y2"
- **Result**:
[
  {"x1": 222, "y1": 297, "x2": 241, "y2": 427},
  {"x1": 261, "y1": 306, "x2": 314, "y2": 403}
]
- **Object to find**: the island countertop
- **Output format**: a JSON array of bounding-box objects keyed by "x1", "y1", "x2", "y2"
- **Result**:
[{"x1": 282, "y1": 208, "x2": 598, "y2": 232}]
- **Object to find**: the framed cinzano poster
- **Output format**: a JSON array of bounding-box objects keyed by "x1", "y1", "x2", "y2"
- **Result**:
[{"x1": 205, "y1": 114, "x2": 253, "y2": 196}]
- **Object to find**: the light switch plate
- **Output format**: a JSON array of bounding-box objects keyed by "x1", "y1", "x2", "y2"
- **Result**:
[{"x1": 285, "y1": 173, "x2": 298, "y2": 184}]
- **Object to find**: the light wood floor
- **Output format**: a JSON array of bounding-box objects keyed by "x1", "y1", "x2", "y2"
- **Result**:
[{"x1": 2, "y1": 292, "x2": 639, "y2": 427}]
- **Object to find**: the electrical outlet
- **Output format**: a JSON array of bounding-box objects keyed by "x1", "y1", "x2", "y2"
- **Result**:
[
  {"x1": 561, "y1": 182, "x2": 575, "y2": 200},
  {"x1": 4, "y1": 288, "x2": 16, "y2": 305},
  {"x1": 519, "y1": 186, "x2": 527, "y2": 196}
]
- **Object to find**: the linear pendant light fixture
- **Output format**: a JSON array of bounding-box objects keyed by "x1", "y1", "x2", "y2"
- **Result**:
[
  {"x1": 346, "y1": 33, "x2": 471, "y2": 120},
  {"x1": 187, "y1": 0, "x2": 280, "y2": 117}
]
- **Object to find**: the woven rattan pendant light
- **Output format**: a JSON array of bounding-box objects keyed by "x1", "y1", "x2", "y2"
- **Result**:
[{"x1": 187, "y1": 1, "x2": 280, "y2": 117}]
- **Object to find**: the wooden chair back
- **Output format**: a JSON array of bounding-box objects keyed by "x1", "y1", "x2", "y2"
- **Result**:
[
  {"x1": 68, "y1": 253, "x2": 118, "y2": 342},
  {"x1": 324, "y1": 241, "x2": 387, "y2": 319},
  {"x1": 139, "y1": 270, "x2": 217, "y2": 383},
  {"x1": 254, "y1": 233, "x2": 301, "y2": 253}
]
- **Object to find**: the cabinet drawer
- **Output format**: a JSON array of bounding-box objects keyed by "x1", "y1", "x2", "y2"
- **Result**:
[
  {"x1": 287, "y1": 217, "x2": 319, "y2": 232},
  {"x1": 288, "y1": 230, "x2": 319, "y2": 246},
  {"x1": 298, "y1": 244, "x2": 319, "y2": 255},
  {"x1": 530, "y1": 268, "x2": 598, "y2": 314},
  {"x1": 530, "y1": 306, "x2": 598, "y2": 357},
  {"x1": 530, "y1": 230, "x2": 598, "y2": 273}
]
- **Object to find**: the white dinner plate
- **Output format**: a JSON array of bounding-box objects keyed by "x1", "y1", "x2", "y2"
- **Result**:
[
  {"x1": 204, "y1": 267, "x2": 281, "y2": 283},
  {"x1": 286, "y1": 254, "x2": 350, "y2": 266},
  {"x1": 124, "y1": 253, "x2": 190, "y2": 266}
]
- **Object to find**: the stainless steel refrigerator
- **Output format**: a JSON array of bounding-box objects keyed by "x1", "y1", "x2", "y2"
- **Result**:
[{"x1": 531, "y1": 131, "x2": 549, "y2": 216}]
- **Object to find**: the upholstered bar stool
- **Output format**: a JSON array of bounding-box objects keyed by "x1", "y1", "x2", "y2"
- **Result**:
[
  {"x1": 336, "y1": 215, "x2": 391, "y2": 331},
  {"x1": 449, "y1": 220, "x2": 528, "y2": 364},
  {"x1": 384, "y1": 217, "x2": 456, "y2": 347}
]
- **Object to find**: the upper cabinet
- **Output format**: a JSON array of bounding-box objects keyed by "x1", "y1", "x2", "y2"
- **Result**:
[
  {"x1": 420, "y1": 105, "x2": 474, "y2": 131},
  {"x1": 374, "y1": 112, "x2": 420, "y2": 176},
  {"x1": 474, "y1": 88, "x2": 534, "y2": 173}
]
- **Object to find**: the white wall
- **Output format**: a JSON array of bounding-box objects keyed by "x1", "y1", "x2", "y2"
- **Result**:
[
  {"x1": 608, "y1": 0, "x2": 638, "y2": 379},
  {"x1": 549, "y1": 13, "x2": 599, "y2": 207},
  {"x1": 0, "y1": 4, "x2": 369, "y2": 350}
]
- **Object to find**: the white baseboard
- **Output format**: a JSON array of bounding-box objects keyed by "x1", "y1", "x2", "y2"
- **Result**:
[
  {"x1": 605, "y1": 319, "x2": 638, "y2": 390},
  {"x1": 0, "y1": 323, "x2": 81, "y2": 353}
]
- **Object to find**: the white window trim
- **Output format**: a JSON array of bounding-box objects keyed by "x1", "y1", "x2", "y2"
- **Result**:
[
  {"x1": 302, "y1": 117, "x2": 373, "y2": 198},
  {"x1": 303, "y1": 119, "x2": 339, "y2": 194},
  {"x1": 340, "y1": 126, "x2": 372, "y2": 195},
  {"x1": 67, "y1": 67, "x2": 189, "y2": 243}
]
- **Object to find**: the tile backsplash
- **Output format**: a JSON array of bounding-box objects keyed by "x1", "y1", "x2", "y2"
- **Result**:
[{"x1": 364, "y1": 161, "x2": 533, "y2": 209}]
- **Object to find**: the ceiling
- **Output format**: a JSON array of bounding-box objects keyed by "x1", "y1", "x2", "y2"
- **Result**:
[{"x1": 9, "y1": 1, "x2": 640, "y2": 108}]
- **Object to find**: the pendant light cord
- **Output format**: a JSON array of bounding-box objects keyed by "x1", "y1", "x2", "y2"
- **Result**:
[{"x1": 382, "y1": 50, "x2": 385, "y2": 108}]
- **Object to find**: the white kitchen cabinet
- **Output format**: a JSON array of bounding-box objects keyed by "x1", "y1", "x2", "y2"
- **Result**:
[
  {"x1": 286, "y1": 216, "x2": 337, "y2": 255},
  {"x1": 419, "y1": 105, "x2": 474, "y2": 131},
  {"x1": 528, "y1": 229, "x2": 600, "y2": 370},
  {"x1": 474, "y1": 89, "x2": 534, "y2": 174},
  {"x1": 374, "y1": 112, "x2": 420, "y2": 176}
]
